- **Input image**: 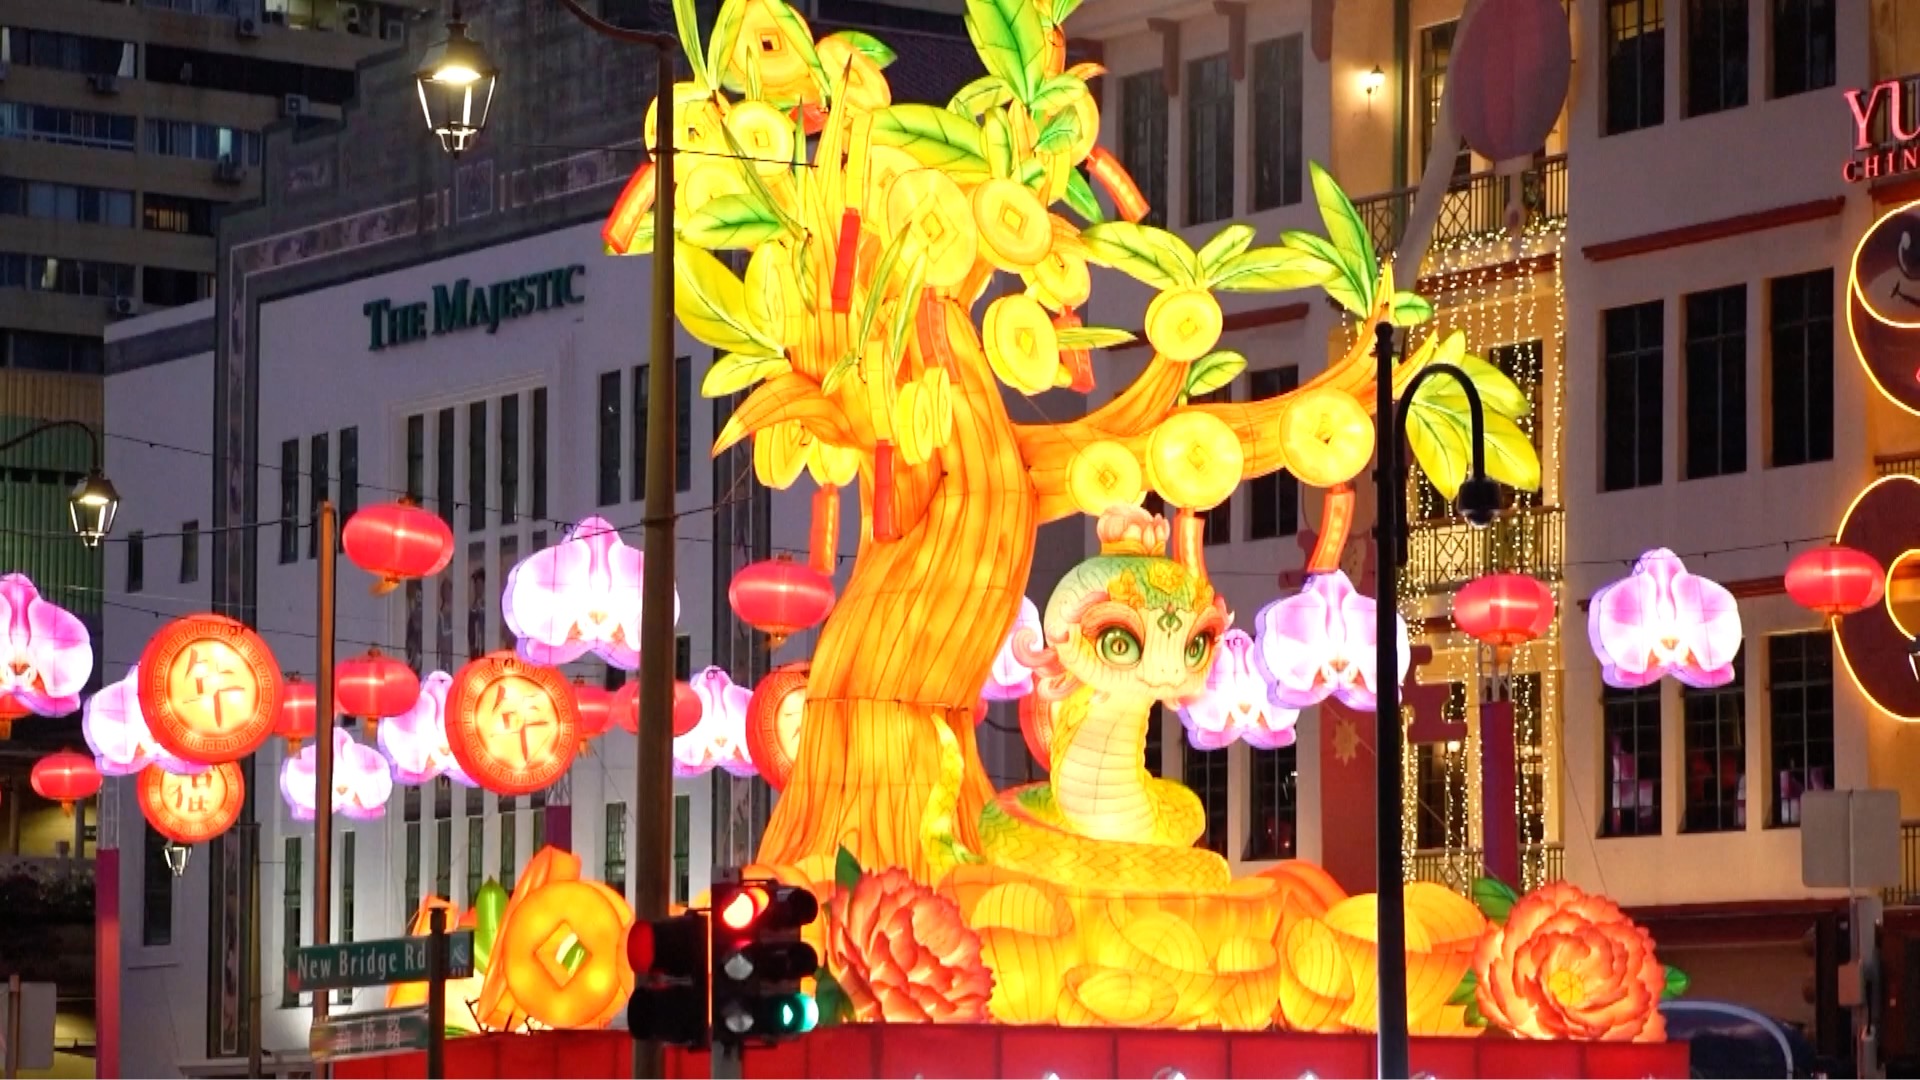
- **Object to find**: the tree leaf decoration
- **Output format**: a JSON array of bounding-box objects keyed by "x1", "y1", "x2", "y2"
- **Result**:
[
  {"x1": 1079, "y1": 222, "x2": 1199, "y2": 289},
  {"x1": 680, "y1": 192, "x2": 786, "y2": 250},
  {"x1": 1055, "y1": 326, "x2": 1136, "y2": 350},
  {"x1": 1308, "y1": 161, "x2": 1378, "y2": 309},
  {"x1": 1183, "y1": 350, "x2": 1247, "y2": 399},
  {"x1": 949, "y1": 75, "x2": 1014, "y2": 117},
  {"x1": 824, "y1": 29, "x2": 897, "y2": 67},
  {"x1": 671, "y1": 0, "x2": 712, "y2": 89},
  {"x1": 1470, "y1": 876, "x2": 1519, "y2": 925},
  {"x1": 702, "y1": 353, "x2": 793, "y2": 398},
  {"x1": 964, "y1": 0, "x2": 1047, "y2": 103},
  {"x1": 1210, "y1": 246, "x2": 1336, "y2": 293},
  {"x1": 1197, "y1": 225, "x2": 1256, "y2": 277},
  {"x1": 870, "y1": 104, "x2": 991, "y2": 175},
  {"x1": 1062, "y1": 168, "x2": 1105, "y2": 224},
  {"x1": 674, "y1": 242, "x2": 782, "y2": 356}
]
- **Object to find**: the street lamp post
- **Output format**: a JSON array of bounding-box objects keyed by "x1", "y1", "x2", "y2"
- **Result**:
[
  {"x1": 1370, "y1": 320, "x2": 1498, "y2": 1080},
  {"x1": 0, "y1": 419, "x2": 120, "y2": 545}
]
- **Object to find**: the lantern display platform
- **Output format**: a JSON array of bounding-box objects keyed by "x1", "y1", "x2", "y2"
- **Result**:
[{"x1": 331, "y1": 1025, "x2": 1688, "y2": 1079}]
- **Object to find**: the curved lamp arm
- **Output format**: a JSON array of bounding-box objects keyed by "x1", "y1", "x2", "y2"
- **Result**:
[
  {"x1": 1392, "y1": 362, "x2": 1489, "y2": 486},
  {"x1": 0, "y1": 419, "x2": 103, "y2": 471},
  {"x1": 551, "y1": 0, "x2": 678, "y2": 48}
]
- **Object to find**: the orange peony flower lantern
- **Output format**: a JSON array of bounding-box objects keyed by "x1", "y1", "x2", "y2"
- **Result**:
[
  {"x1": 612, "y1": 680, "x2": 702, "y2": 737},
  {"x1": 1786, "y1": 544, "x2": 1885, "y2": 623},
  {"x1": 445, "y1": 652, "x2": 580, "y2": 796},
  {"x1": 342, "y1": 501, "x2": 455, "y2": 595},
  {"x1": 1473, "y1": 881, "x2": 1667, "y2": 1042},
  {"x1": 728, "y1": 555, "x2": 834, "y2": 649},
  {"x1": 275, "y1": 675, "x2": 320, "y2": 751},
  {"x1": 744, "y1": 662, "x2": 809, "y2": 791},
  {"x1": 336, "y1": 648, "x2": 420, "y2": 736},
  {"x1": 31, "y1": 750, "x2": 99, "y2": 815},
  {"x1": 1453, "y1": 572, "x2": 1555, "y2": 659},
  {"x1": 138, "y1": 761, "x2": 244, "y2": 844},
  {"x1": 138, "y1": 614, "x2": 283, "y2": 765}
]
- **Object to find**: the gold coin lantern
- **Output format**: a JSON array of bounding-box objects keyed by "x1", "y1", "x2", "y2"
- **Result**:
[
  {"x1": 138, "y1": 761, "x2": 245, "y2": 844},
  {"x1": 446, "y1": 652, "x2": 580, "y2": 796},
  {"x1": 138, "y1": 614, "x2": 284, "y2": 766}
]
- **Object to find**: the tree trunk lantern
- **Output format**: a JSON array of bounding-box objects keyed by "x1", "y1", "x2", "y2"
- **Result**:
[
  {"x1": 1448, "y1": 0, "x2": 1572, "y2": 167},
  {"x1": 336, "y1": 648, "x2": 422, "y2": 724},
  {"x1": 1453, "y1": 572, "x2": 1556, "y2": 661},
  {"x1": 1786, "y1": 544, "x2": 1887, "y2": 624},
  {"x1": 729, "y1": 554, "x2": 836, "y2": 649},
  {"x1": 32, "y1": 749, "x2": 100, "y2": 815},
  {"x1": 343, "y1": 501, "x2": 456, "y2": 595}
]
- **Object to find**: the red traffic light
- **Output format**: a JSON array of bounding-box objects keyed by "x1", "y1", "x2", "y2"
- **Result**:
[
  {"x1": 627, "y1": 920, "x2": 654, "y2": 975},
  {"x1": 719, "y1": 885, "x2": 769, "y2": 931}
]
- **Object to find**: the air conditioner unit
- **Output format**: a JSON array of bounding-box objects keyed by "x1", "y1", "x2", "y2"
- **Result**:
[
  {"x1": 109, "y1": 296, "x2": 138, "y2": 317},
  {"x1": 381, "y1": 19, "x2": 403, "y2": 40},
  {"x1": 214, "y1": 157, "x2": 247, "y2": 185},
  {"x1": 282, "y1": 93, "x2": 309, "y2": 118},
  {"x1": 236, "y1": 14, "x2": 260, "y2": 37},
  {"x1": 88, "y1": 73, "x2": 121, "y2": 95}
]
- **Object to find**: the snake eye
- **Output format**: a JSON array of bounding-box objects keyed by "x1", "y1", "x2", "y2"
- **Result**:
[
  {"x1": 1185, "y1": 630, "x2": 1215, "y2": 669},
  {"x1": 1095, "y1": 626, "x2": 1143, "y2": 667}
]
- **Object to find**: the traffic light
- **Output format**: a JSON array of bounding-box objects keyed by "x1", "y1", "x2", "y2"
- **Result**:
[
  {"x1": 626, "y1": 911, "x2": 709, "y2": 1048},
  {"x1": 710, "y1": 877, "x2": 820, "y2": 1044}
]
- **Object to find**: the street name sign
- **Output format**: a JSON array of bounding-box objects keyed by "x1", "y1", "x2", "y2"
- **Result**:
[
  {"x1": 285, "y1": 931, "x2": 474, "y2": 994},
  {"x1": 309, "y1": 1006, "x2": 431, "y2": 1063}
]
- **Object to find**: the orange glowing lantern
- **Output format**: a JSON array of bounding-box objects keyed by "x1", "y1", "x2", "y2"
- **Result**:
[
  {"x1": 744, "y1": 662, "x2": 809, "y2": 791},
  {"x1": 31, "y1": 750, "x2": 99, "y2": 815},
  {"x1": 275, "y1": 675, "x2": 319, "y2": 751},
  {"x1": 342, "y1": 501, "x2": 455, "y2": 595},
  {"x1": 138, "y1": 614, "x2": 283, "y2": 765},
  {"x1": 612, "y1": 680, "x2": 703, "y2": 737},
  {"x1": 1453, "y1": 573, "x2": 1556, "y2": 659},
  {"x1": 573, "y1": 680, "x2": 616, "y2": 742},
  {"x1": 138, "y1": 761, "x2": 244, "y2": 844},
  {"x1": 728, "y1": 555, "x2": 834, "y2": 649},
  {"x1": 445, "y1": 652, "x2": 580, "y2": 796},
  {"x1": 1786, "y1": 544, "x2": 1886, "y2": 623}
]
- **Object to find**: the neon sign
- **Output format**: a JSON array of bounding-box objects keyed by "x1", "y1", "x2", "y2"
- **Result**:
[{"x1": 1843, "y1": 79, "x2": 1920, "y2": 184}]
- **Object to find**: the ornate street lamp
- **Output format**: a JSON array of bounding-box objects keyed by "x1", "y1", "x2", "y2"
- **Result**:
[
  {"x1": 414, "y1": 8, "x2": 498, "y2": 157},
  {"x1": 0, "y1": 420, "x2": 119, "y2": 546}
]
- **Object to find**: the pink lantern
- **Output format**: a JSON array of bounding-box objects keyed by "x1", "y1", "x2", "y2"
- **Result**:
[
  {"x1": 377, "y1": 671, "x2": 475, "y2": 787},
  {"x1": 0, "y1": 573, "x2": 92, "y2": 721},
  {"x1": 83, "y1": 666, "x2": 205, "y2": 777},
  {"x1": 1178, "y1": 630, "x2": 1299, "y2": 750},
  {"x1": 502, "y1": 516, "x2": 673, "y2": 670},
  {"x1": 677, "y1": 666, "x2": 754, "y2": 778},
  {"x1": 1589, "y1": 548, "x2": 1743, "y2": 689},
  {"x1": 1251, "y1": 570, "x2": 1410, "y2": 712},
  {"x1": 1449, "y1": 0, "x2": 1573, "y2": 166},
  {"x1": 982, "y1": 597, "x2": 1042, "y2": 701},
  {"x1": 280, "y1": 727, "x2": 393, "y2": 821}
]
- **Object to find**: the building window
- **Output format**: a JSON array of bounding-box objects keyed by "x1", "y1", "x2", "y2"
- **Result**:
[
  {"x1": 673, "y1": 793, "x2": 692, "y2": 904},
  {"x1": 141, "y1": 266, "x2": 211, "y2": 308},
  {"x1": 434, "y1": 779, "x2": 453, "y2": 899},
  {"x1": 1769, "y1": 269, "x2": 1833, "y2": 468},
  {"x1": 280, "y1": 439, "x2": 298, "y2": 563},
  {"x1": 531, "y1": 388, "x2": 549, "y2": 520},
  {"x1": 1685, "y1": 0, "x2": 1748, "y2": 117},
  {"x1": 0, "y1": 252, "x2": 134, "y2": 298},
  {"x1": 0, "y1": 27, "x2": 136, "y2": 76},
  {"x1": 1771, "y1": 0, "x2": 1834, "y2": 98},
  {"x1": 499, "y1": 394, "x2": 519, "y2": 525},
  {"x1": 1603, "y1": 301, "x2": 1664, "y2": 491},
  {"x1": 466, "y1": 401, "x2": 487, "y2": 532},
  {"x1": 1, "y1": 330, "x2": 104, "y2": 374},
  {"x1": 143, "y1": 119, "x2": 262, "y2": 164},
  {"x1": 677, "y1": 355, "x2": 693, "y2": 493},
  {"x1": 531, "y1": 789, "x2": 547, "y2": 853},
  {"x1": 1606, "y1": 0, "x2": 1667, "y2": 135},
  {"x1": 1243, "y1": 743, "x2": 1298, "y2": 861},
  {"x1": 338, "y1": 426, "x2": 359, "y2": 527},
  {"x1": 1251, "y1": 36, "x2": 1303, "y2": 210},
  {"x1": 143, "y1": 824, "x2": 173, "y2": 947},
  {"x1": 1190, "y1": 388, "x2": 1233, "y2": 545},
  {"x1": 435, "y1": 407, "x2": 456, "y2": 526},
  {"x1": 126, "y1": 529, "x2": 144, "y2": 593},
  {"x1": 1769, "y1": 632, "x2": 1833, "y2": 827},
  {"x1": 465, "y1": 816, "x2": 483, "y2": 909},
  {"x1": 1413, "y1": 743, "x2": 1450, "y2": 849},
  {"x1": 1186, "y1": 742, "x2": 1230, "y2": 855},
  {"x1": 605, "y1": 802, "x2": 628, "y2": 899},
  {"x1": 1185, "y1": 53, "x2": 1234, "y2": 225},
  {"x1": 281, "y1": 837, "x2": 303, "y2": 1005},
  {"x1": 500, "y1": 796, "x2": 517, "y2": 891},
  {"x1": 1248, "y1": 368, "x2": 1301, "y2": 538},
  {"x1": 1419, "y1": 22, "x2": 1472, "y2": 178},
  {"x1": 179, "y1": 520, "x2": 198, "y2": 584},
  {"x1": 1120, "y1": 71, "x2": 1169, "y2": 228},
  {"x1": 1684, "y1": 285, "x2": 1747, "y2": 480},
  {"x1": 309, "y1": 432, "x2": 329, "y2": 558},
  {"x1": 145, "y1": 43, "x2": 355, "y2": 105},
  {"x1": 1601, "y1": 684, "x2": 1662, "y2": 837},
  {"x1": 406, "y1": 414, "x2": 425, "y2": 502},
  {"x1": 0, "y1": 103, "x2": 137, "y2": 151},
  {"x1": 141, "y1": 193, "x2": 217, "y2": 236},
  {"x1": 336, "y1": 831, "x2": 355, "y2": 1004},
  {"x1": 1682, "y1": 653, "x2": 1746, "y2": 833},
  {"x1": 599, "y1": 370, "x2": 622, "y2": 507},
  {"x1": 0, "y1": 178, "x2": 134, "y2": 227},
  {"x1": 403, "y1": 785, "x2": 422, "y2": 921}
]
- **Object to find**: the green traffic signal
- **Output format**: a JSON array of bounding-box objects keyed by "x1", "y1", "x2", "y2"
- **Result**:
[{"x1": 776, "y1": 992, "x2": 818, "y2": 1034}]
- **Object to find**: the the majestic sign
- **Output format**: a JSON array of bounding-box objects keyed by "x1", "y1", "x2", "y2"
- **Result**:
[{"x1": 363, "y1": 265, "x2": 585, "y2": 351}]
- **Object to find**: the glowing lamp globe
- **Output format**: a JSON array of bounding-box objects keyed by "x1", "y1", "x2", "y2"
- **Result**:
[
  {"x1": 1786, "y1": 544, "x2": 1885, "y2": 622},
  {"x1": 728, "y1": 555, "x2": 834, "y2": 648},
  {"x1": 1454, "y1": 573, "x2": 1556, "y2": 658},
  {"x1": 32, "y1": 750, "x2": 100, "y2": 815},
  {"x1": 343, "y1": 502, "x2": 455, "y2": 595},
  {"x1": 275, "y1": 675, "x2": 320, "y2": 751},
  {"x1": 336, "y1": 649, "x2": 420, "y2": 720}
]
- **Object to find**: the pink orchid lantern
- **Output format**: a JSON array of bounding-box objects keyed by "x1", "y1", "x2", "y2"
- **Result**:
[
  {"x1": 1589, "y1": 548, "x2": 1743, "y2": 689},
  {"x1": 378, "y1": 671, "x2": 475, "y2": 787},
  {"x1": 501, "y1": 516, "x2": 677, "y2": 671},
  {"x1": 1179, "y1": 630, "x2": 1300, "y2": 750},
  {"x1": 83, "y1": 665, "x2": 205, "y2": 777},
  {"x1": 281, "y1": 727, "x2": 393, "y2": 822},
  {"x1": 1251, "y1": 570, "x2": 1410, "y2": 713},
  {"x1": 982, "y1": 597, "x2": 1042, "y2": 702},
  {"x1": 0, "y1": 573, "x2": 92, "y2": 720},
  {"x1": 678, "y1": 666, "x2": 754, "y2": 778}
]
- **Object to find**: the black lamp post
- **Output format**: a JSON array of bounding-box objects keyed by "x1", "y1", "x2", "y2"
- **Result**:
[
  {"x1": 0, "y1": 419, "x2": 119, "y2": 546},
  {"x1": 1371, "y1": 319, "x2": 1497, "y2": 1080}
]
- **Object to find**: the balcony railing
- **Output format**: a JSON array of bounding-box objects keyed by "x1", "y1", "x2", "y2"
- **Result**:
[
  {"x1": 1876, "y1": 452, "x2": 1920, "y2": 478},
  {"x1": 1353, "y1": 155, "x2": 1569, "y2": 260},
  {"x1": 1404, "y1": 504, "x2": 1565, "y2": 593},
  {"x1": 1408, "y1": 843, "x2": 1565, "y2": 895},
  {"x1": 1884, "y1": 821, "x2": 1920, "y2": 906}
]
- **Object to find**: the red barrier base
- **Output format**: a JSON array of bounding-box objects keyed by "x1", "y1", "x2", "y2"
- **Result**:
[{"x1": 333, "y1": 1024, "x2": 1689, "y2": 1079}]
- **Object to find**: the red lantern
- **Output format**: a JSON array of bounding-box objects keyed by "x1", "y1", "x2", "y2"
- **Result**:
[
  {"x1": 0, "y1": 696, "x2": 30, "y2": 741},
  {"x1": 574, "y1": 680, "x2": 616, "y2": 741},
  {"x1": 139, "y1": 762, "x2": 244, "y2": 844},
  {"x1": 445, "y1": 652, "x2": 580, "y2": 796},
  {"x1": 342, "y1": 501, "x2": 455, "y2": 595},
  {"x1": 336, "y1": 648, "x2": 421, "y2": 720},
  {"x1": 139, "y1": 614, "x2": 283, "y2": 765},
  {"x1": 1787, "y1": 544, "x2": 1887, "y2": 622},
  {"x1": 31, "y1": 750, "x2": 99, "y2": 815},
  {"x1": 276, "y1": 675, "x2": 321, "y2": 751},
  {"x1": 1454, "y1": 573, "x2": 1556, "y2": 658},
  {"x1": 728, "y1": 555, "x2": 835, "y2": 649},
  {"x1": 744, "y1": 663, "x2": 809, "y2": 792},
  {"x1": 613, "y1": 680, "x2": 703, "y2": 737},
  {"x1": 1449, "y1": 0, "x2": 1573, "y2": 166}
]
